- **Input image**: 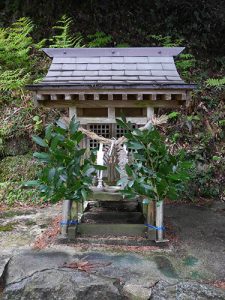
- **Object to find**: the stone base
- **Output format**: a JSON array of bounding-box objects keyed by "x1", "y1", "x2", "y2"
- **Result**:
[{"x1": 68, "y1": 224, "x2": 155, "y2": 240}]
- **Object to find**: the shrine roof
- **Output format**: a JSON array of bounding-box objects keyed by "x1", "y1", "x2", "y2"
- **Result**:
[{"x1": 28, "y1": 47, "x2": 195, "y2": 90}]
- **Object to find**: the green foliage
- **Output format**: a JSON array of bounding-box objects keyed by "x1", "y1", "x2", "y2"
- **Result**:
[
  {"x1": 49, "y1": 15, "x2": 83, "y2": 48},
  {"x1": 0, "y1": 154, "x2": 39, "y2": 182},
  {"x1": 116, "y1": 117, "x2": 192, "y2": 202},
  {"x1": 176, "y1": 54, "x2": 196, "y2": 78},
  {"x1": 150, "y1": 35, "x2": 196, "y2": 79},
  {"x1": 168, "y1": 112, "x2": 180, "y2": 120},
  {"x1": 0, "y1": 17, "x2": 42, "y2": 93},
  {"x1": 206, "y1": 77, "x2": 225, "y2": 89},
  {"x1": 150, "y1": 35, "x2": 183, "y2": 47},
  {"x1": 0, "y1": 181, "x2": 40, "y2": 206},
  {"x1": 32, "y1": 116, "x2": 43, "y2": 133},
  {"x1": 188, "y1": 163, "x2": 225, "y2": 199},
  {"x1": 87, "y1": 31, "x2": 112, "y2": 47},
  {"x1": 25, "y1": 118, "x2": 103, "y2": 203},
  {"x1": 0, "y1": 99, "x2": 60, "y2": 156}
]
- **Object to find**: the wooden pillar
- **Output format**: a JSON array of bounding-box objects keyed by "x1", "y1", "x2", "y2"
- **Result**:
[
  {"x1": 146, "y1": 200, "x2": 156, "y2": 240},
  {"x1": 69, "y1": 107, "x2": 77, "y2": 119},
  {"x1": 61, "y1": 200, "x2": 72, "y2": 235},
  {"x1": 147, "y1": 106, "x2": 154, "y2": 121},
  {"x1": 155, "y1": 200, "x2": 167, "y2": 242}
]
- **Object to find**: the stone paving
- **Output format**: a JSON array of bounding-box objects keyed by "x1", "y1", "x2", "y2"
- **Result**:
[{"x1": 0, "y1": 202, "x2": 225, "y2": 299}]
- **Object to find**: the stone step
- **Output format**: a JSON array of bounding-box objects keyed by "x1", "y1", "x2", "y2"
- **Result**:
[
  {"x1": 73, "y1": 236, "x2": 157, "y2": 246},
  {"x1": 68, "y1": 223, "x2": 154, "y2": 239},
  {"x1": 87, "y1": 201, "x2": 140, "y2": 213},
  {"x1": 81, "y1": 211, "x2": 144, "y2": 224},
  {"x1": 89, "y1": 191, "x2": 124, "y2": 201}
]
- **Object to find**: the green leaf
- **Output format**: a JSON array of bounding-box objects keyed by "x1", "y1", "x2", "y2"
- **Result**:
[
  {"x1": 48, "y1": 168, "x2": 56, "y2": 181},
  {"x1": 212, "y1": 156, "x2": 220, "y2": 161},
  {"x1": 125, "y1": 164, "x2": 133, "y2": 176},
  {"x1": 23, "y1": 180, "x2": 39, "y2": 187},
  {"x1": 69, "y1": 118, "x2": 79, "y2": 134},
  {"x1": 117, "y1": 177, "x2": 128, "y2": 186},
  {"x1": 32, "y1": 136, "x2": 48, "y2": 147},
  {"x1": 71, "y1": 131, "x2": 84, "y2": 143},
  {"x1": 56, "y1": 119, "x2": 68, "y2": 130},
  {"x1": 93, "y1": 164, "x2": 107, "y2": 171},
  {"x1": 45, "y1": 124, "x2": 53, "y2": 141},
  {"x1": 83, "y1": 166, "x2": 96, "y2": 176},
  {"x1": 127, "y1": 141, "x2": 144, "y2": 150},
  {"x1": 168, "y1": 111, "x2": 180, "y2": 119},
  {"x1": 33, "y1": 152, "x2": 50, "y2": 161},
  {"x1": 81, "y1": 189, "x2": 88, "y2": 201}
]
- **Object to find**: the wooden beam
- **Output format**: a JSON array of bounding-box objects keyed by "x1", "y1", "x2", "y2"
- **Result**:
[
  {"x1": 77, "y1": 117, "x2": 148, "y2": 125},
  {"x1": 39, "y1": 99, "x2": 184, "y2": 109}
]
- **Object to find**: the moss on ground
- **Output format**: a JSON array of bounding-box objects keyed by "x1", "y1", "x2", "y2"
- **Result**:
[
  {"x1": 0, "y1": 209, "x2": 37, "y2": 219},
  {"x1": 0, "y1": 154, "x2": 39, "y2": 182},
  {"x1": 0, "y1": 223, "x2": 15, "y2": 231},
  {"x1": 0, "y1": 181, "x2": 40, "y2": 206}
]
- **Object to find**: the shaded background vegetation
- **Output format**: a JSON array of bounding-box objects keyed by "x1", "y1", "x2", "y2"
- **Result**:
[
  {"x1": 0, "y1": 0, "x2": 225, "y2": 58},
  {"x1": 0, "y1": 0, "x2": 224, "y2": 206}
]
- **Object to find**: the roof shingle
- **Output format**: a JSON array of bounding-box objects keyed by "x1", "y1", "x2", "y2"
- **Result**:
[{"x1": 33, "y1": 47, "x2": 189, "y2": 87}]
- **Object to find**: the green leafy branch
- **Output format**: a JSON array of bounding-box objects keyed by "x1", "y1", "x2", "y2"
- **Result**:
[
  {"x1": 116, "y1": 117, "x2": 192, "y2": 202},
  {"x1": 24, "y1": 118, "x2": 104, "y2": 203}
]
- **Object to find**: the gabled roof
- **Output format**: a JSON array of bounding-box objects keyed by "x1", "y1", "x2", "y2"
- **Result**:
[{"x1": 28, "y1": 47, "x2": 195, "y2": 90}]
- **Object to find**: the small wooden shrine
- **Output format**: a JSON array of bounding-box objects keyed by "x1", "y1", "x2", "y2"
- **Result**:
[{"x1": 28, "y1": 47, "x2": 195, "y2": 242}]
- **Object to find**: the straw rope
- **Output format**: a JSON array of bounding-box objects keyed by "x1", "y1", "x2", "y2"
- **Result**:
[{"x1": 73, "y1": 114, "x2": 168, "y2": 146}]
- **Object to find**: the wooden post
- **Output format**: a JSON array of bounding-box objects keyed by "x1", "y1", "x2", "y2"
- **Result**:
[
  {"x1": 69, "y1": 107, "x2": 77, "y2": 119},
  {"x1": 155, "y1": 200, "x2": 167, "y2": 242},
  {"x1": 147, "y1": 106, "x2": 154, "y2": 121},
  {"x1": 146, "y1": 200, "x2": 156, "y2": 239},
  {"x1": 61, "y1": 200, "x2": 72, "y2": 236},
  {"x1": 62, "y1": 106, "x2": 78, "y2": 237}
]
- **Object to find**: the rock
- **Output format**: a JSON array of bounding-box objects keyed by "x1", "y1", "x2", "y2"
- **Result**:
[
  {"x1": 151, "y1": 280, "x2": 225, "y2": 300},
  {"x1": 123, "y1": 283, "x2": 151, "y2": 300},
  {"x1": 0, "y1": 255, "x2": 11, "y2": 291},
  {"x1": 2, "y1": 269, "x2": 124, "y2": 300},
  {"x1": 0, "y1": 256, "x2": 11, "y2": 279}
]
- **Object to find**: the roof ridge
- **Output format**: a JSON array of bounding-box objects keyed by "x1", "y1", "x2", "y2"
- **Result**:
[{"x1": 43, "y1": 47, "x2": 185, "y2": 58}]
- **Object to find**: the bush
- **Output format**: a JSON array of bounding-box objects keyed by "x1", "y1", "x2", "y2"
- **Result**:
[
  {"x1": 25, "y1": 118, "x2": 104, "y2": 203},
  {"x1": 116, "y1": 117, "x2": 192, "y2": 202}
]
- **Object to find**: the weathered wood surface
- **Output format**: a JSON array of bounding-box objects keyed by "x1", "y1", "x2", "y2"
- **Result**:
[{"x1": 37, "y1": 99, "x2": 185, "y2": 108}]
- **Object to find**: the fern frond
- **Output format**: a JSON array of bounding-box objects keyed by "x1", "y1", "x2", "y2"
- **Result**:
[
  {"x1": 0, "y1": 17, "x2": 39, "y2": 95},
  {"x1": 49, "y1": 15, "x2": 83, "y2": 48},
  {"x1": 88, "y1": 32, "x2": 112, "y2": 47},
  {"x1": 0, "y1": 69, "x2": 30, "y2": 91},
  {"x1": 206, "y1": 77, "x2": 225, "y2": 89}
]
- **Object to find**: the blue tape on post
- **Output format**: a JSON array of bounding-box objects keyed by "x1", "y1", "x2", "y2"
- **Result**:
[
  {"x1": 60, "y1": 220, "x2": 79, "y2": 226},
  {"x1": 145, "y1": 224, "x2": 165, "y2": 231}
]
